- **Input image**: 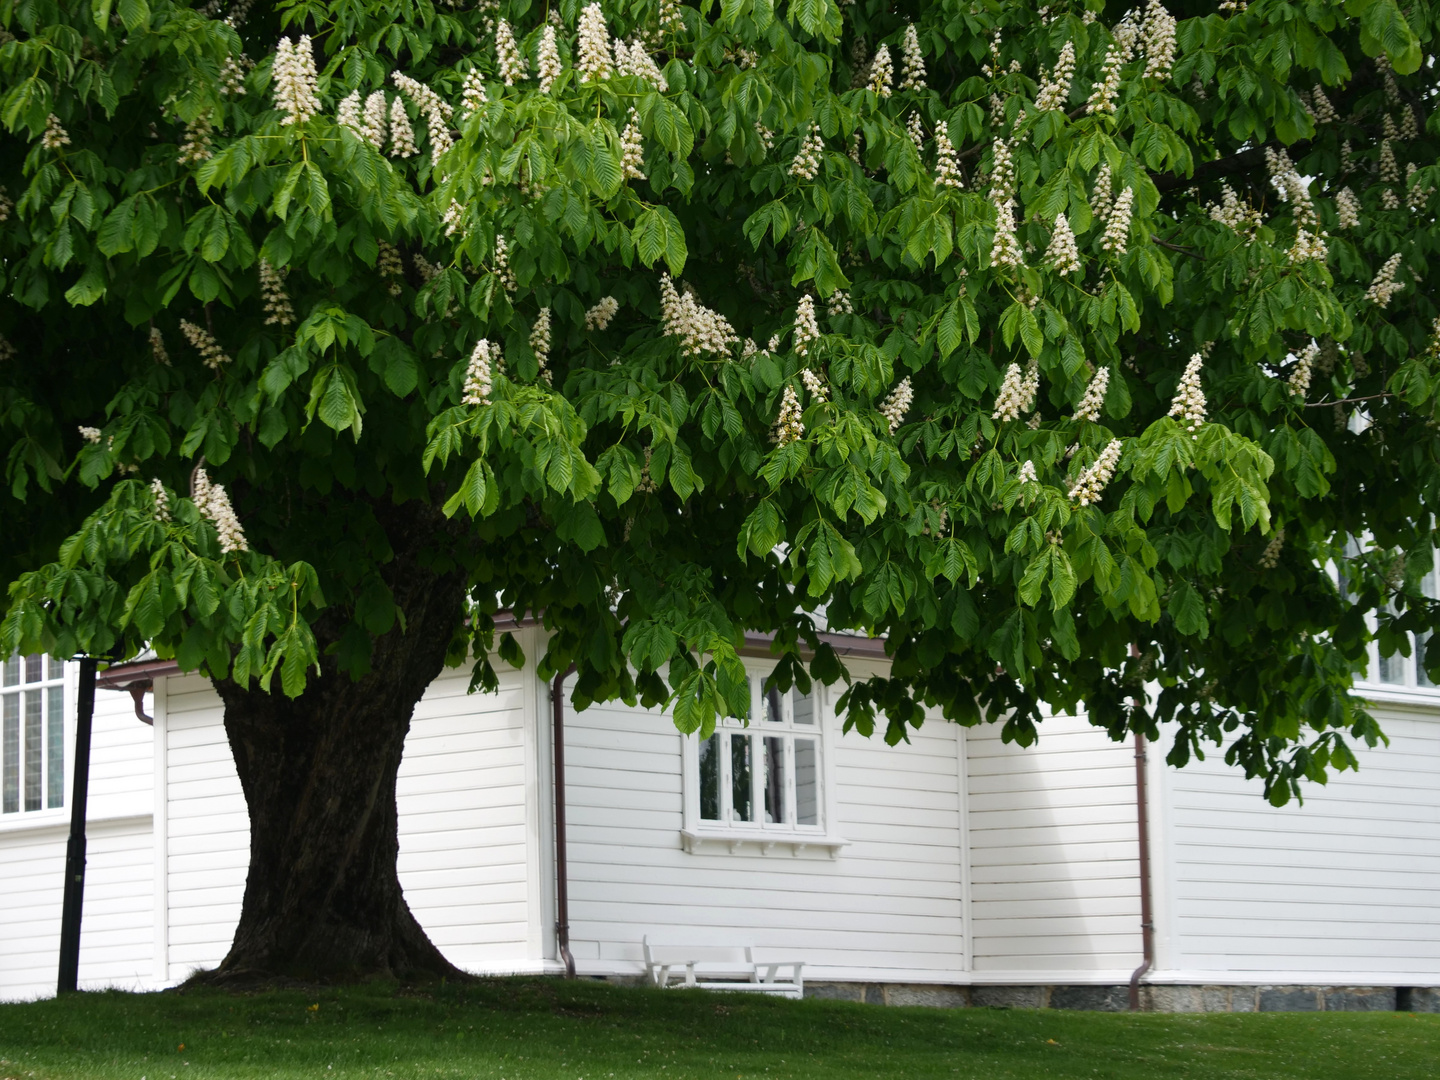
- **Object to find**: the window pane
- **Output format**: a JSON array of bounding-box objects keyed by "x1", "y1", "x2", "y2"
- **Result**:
[
  {"x1": 699, "y1": 734, "x2": 721, "y2": 821},
  {"x1": 764, "y1": 683, "x2": 784, "y2": 723},
  {"x1": 48, "y1": 656, "x2": 64, "y2": 681},
  {"x1": 1377, "y1": 641, "x2": 1409, "y2": 685},
  {"x1": 47, "y1": 686, "x2": 64, "y2": 809},
  {"x1": 23, "y1": 654, "x2": 42, "y2": 684},
  {"x1": 764, "y1": 736, "x2": 786, "y2": 825},
  {"x1": 793, "y1": 688, "x2": 816, "y2": 725},
  {"x1": 1419, "y1": 633, "x2": 1435, "y2": 688},
  {"x1": 24, "y1": 690, "x2": 42, "y2": 811},
  {"x1": 795, "y1": 739, "x2": 819, "y2": 826},
  {"x1": 2, "y1": 655, "x2": 16, "y2": 688},
  {"x1": 2, "y1": 693, "x2": 17, "y2": 814},
  {"x1": 729, "y1": 734, "x2": 752, "y2": 822}
]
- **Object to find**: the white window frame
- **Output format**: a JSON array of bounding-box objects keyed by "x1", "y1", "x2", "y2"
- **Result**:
[
  {"x1": 1351, "y1": 547, "x2": 1440, "y2": 703},
  {"x1": 680, "y1": 660, "x2": 846, "y2": 858},
  {"x1": 1, "y1": 653, "x2": 70, "y2": 827}
]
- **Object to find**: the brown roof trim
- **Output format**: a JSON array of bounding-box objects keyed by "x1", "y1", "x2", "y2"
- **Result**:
[{"x1": 96, "y1": 657, "x2": 181, "y2": 689}]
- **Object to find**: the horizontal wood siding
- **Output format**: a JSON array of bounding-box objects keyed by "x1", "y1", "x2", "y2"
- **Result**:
[
  {"x1": 563, "y1": 679, "x2": 966, "y2": 982},
  {"x1": 966, "y1": 713, "x2": 1142, "y2": 978},
  {"x1": 0, "y1": 818, "x2": 154, "y2": 999},
  {"x1": 1160, "y1": 704, "x2": 1440, "y2": 983},
  {"x1": 396, "y1": 665, "x2": 533, "y2": 969}
]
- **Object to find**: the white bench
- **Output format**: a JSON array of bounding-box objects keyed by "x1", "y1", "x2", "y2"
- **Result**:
[{"x1": 642, "y1": 936, "x2": 804, "y2": 999}]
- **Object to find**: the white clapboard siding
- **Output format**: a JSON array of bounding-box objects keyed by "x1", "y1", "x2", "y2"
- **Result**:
[
  {"x1": 0, "y1": 818, "x2": 155, "y2": 1000},
  {"x1": 562, "y1": 664, "x2": 967, "y2": 983},
  {"x1": 1157, "y1": 702, "x2": 1440, "y2": 984},
  {"x1": 160, "y1": 662, "x2": 539, "y2": 981},
  {"x1": 966, "y1": 713, "x2": 1142, "y2": 980}
]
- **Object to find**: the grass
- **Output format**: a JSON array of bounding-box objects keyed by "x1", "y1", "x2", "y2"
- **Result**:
[{"x1": 0, "y1": 978, "x2": 1435, "y2": 1080}]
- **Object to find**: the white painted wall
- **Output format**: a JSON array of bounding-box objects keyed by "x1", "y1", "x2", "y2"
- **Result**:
[
  {"x1": 1153, "y1": 698, "x2": 1440, "y2": 986},
  {"x1": 965, "y1": 712, "x2": 1143, "y2": 983},
  {"x1": 0, "y1": 675, "x2": 155, "y2": 1001},
  {"x1": 562, "y1": 661, "x2": 968, "y2": 983}
]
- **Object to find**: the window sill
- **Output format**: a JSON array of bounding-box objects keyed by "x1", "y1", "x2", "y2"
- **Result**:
[
  {"x1": 1353, "y1": 682, "x2": 1440, "y2": 709},
  {"x1": 680, "y1": 828, "x2": 847, "y2": 859}
]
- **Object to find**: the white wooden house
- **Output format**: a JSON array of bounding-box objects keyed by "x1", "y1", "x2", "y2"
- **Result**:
[{"x1": 3, "y1": 624, "x2": 1439, "y2": 1010}]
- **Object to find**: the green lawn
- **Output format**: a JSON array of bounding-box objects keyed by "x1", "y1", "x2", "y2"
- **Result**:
[{"x1": 0, "y1": 978, "x2": 1435, "y2": 1080}]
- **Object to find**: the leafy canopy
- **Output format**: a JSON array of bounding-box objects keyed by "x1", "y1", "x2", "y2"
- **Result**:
[{"x1": 2, "y1": 0, "x2": 1439, "y2": 803}]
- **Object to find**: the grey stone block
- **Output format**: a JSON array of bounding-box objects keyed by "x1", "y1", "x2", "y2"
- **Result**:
[
  {"x1": 1049, "y1": 985, "x2": 1129, "y2": 1012},
  {"x1": 1398, "y1": 988, "x2": 1440, "y2": 1013},
  {"x1": 803, "y1": 982, "x2": 865, "y2": 1002},
  {"x1": 1324, "y1": 988, "x2": 1396, "y2": 1012},
  {"x1": 1258, "y1": 987, "x2": 1321, "y2": 1012},
  {"x1": 885, "y1": 984, "x2": 969, "y2": 1009},
  {"x1": 1144, "y1": 985, "x2": 1203, "y2": 1013},
  {"x1": 864, "y1": 984, "x2": 886, "y2": 1006},
  {"x1": 970, "y1": 985, "x2": 1048, "y2": 1009}
]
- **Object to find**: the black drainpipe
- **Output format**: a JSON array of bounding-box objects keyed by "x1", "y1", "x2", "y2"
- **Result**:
[
  {"x1": 552, "y1": 667, "x2": 577, "y2": 979},
  {"x1": 57, "y1": 656, "x2": 99, "y2": 995},
  {"x1": 1128, "y1": 731, "x2": 1155, "y2": 1011}
]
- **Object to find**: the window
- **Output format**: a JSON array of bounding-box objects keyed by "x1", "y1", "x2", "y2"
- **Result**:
[
  {"x1": 1363, "y1": 555, "x2": 1438, "y2": 692},
  {"x1": 682, "y1": 665, "x2": 845, "y2": 856},
  {"x1": 1, "y1": 654, "x2": 65, "y2": 815}
]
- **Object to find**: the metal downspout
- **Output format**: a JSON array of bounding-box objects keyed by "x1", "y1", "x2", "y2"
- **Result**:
[
  {"x1": 57, "y1": 656, "x2": 99, "y2": 994},
  {"x1": 1128, "y1": 731, "x2": 1155, "y2": 1011},
  {"x1": 552, "y1": 667, "x2": 577, "y2": 979}
]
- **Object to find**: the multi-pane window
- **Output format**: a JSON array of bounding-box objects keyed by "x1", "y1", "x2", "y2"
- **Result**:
[
  {"x1": 1, "y1": 655, "x2": 65, "y2": 815},
  {"x1": 695, "y1": 674, "x2": 823, "y2": 833},
  {"x1": 1369, "y1": 561, "x2": 1438, "y2": 690}
]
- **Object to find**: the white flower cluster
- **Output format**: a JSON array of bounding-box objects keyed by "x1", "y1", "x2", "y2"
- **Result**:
[
  {"x1": 621, "y1": 110, "x2": 646, "y2": 179},
  {"x1": 934, "y1": 127, "x2": 963, "y2": 189},
  {"x1": 1401, "y1": 104, "x2": 1420, "y2": 140},
  {"x1": 827, "y1": 291, "x2": 853, "y2": 317},
  {"x1": 773, "y1": 385, "x2": 805, "y2": 446},
  {"x1": 868, "y1": 45, "x2": 893, "y2": 98},
  {"x1": 1036, "y1": 41, "x2": 1076, "y2": 111},
  {"x1": 1072, "y1": 367, "x2": 1109, "y2": 422},
  {"x1": 756, "y1": 122, "x2": 775, "y2": 154},
  {"x1": 614, "y1": 39, "x2": 667, "y2": 90},
  {"x1": 1087, "y1": 16, "x2": 1139, "y2": 114},
  {"x1": 1018, "y1": 459, "x2": 1038, "y2": 485},
  {"x1": 177, "y1": 112, "x2": 213, "y2": 165},
  {"x1": 991, "y1": 197, "x2": 1024, "y2": 269},
  {"x1": 1207, "y1": 183, "x2": 1261, "y2": 240},
  {"x1": 905, "y1": 112, "x2": 925, "y2": 152},
  {"x1": 1287, "y1": 342, "x2": 1317, "y2": 398},
  {"x1": 1310, "y1": 85, "x2": 1337, "y2": 124},
  {"x1": 258, "y1": 258, "x2": 295, "y2": 326},
  {"x1": 462, "y1": 339, "x2": 501, "y2": 405},
  {"x1": 355, "y1": 91, "x2": 388, "y2": 147},
  {"x1": 180, "y1": 319, "x2": 233, "y2": 369},
  {"x1": 530, "y1": 307, "x2": 553, "y2": 384},
  {"x1": 793, "y1": 295, "x2": 822, "y2": 357},
  {"x1": 460, "y1": 70, "x2": 487, "y2": 120},
  {"x1": 493, "y1": 234, "x2": 517, "y2": 293},
  {"x1": 989, "y1": 136, "x2": 1016, "y2": 200},
  {"x1": 377, "y1": 240, "x2": 405, "y2": 296},
  {"x1": 899, "y1": 24, "x2": 926, "y2": 91},
  {"x1": 790, "y1": 126, "x2": 824, "y2": 181},
  {"x1": 880, "y1": 377, "x2": 913, "y2": 434},
  {"x1": 1257, "y1": 527, "x2": 1285, "y2": 569},
  {"x1": 585, "y1": 296, "x2": 619, "y2": 330},
  {"x1": 41, "y1": 113, "x2": 70, "y2": 150},
  {"x1": 1091, "y1": 162, "x2": 1113, "y2": 220},
  {"x1": 192, "y1": 466, "x2": 249, "y2": 554},
  {"x1": 576, "y1": 3, "x2": 614, "y2": 82},
  {"x1": 1168, "y1": 353, "x2": 1206, "y2": 435},
  {"x1": 272, "y1": 36, "x2": 320, "y2": 127},
  {"x1": 389, "y1": 98, "x2": 417, "y2": 156},
  {"x1": 538, "y1": 27, "x2": 563, "y2": 93},
  {"x1": 1365, "y1": 252, "x2": 1405, "y2": 308},
  {"x1": 151, "y1": 479, "x2": 171, "y2": 523},
  {"x1": 801, "y1": 368, "x2": 830, "y2": 403},
  {"x1": 659, "y1": 274, "x2": 739, "y2": 356},
  {"x1": 1407, "y1": 163, "x2": 1434, "y2": 209},
  {"x1": 442, "y1": 199, "x2": 467, "y2": 238},
  {"x1": 1068, "y1": 438, "x2": 1123, "y2": 506},
  {"x1": 0, "y1": 186, "x2": 11, "y2": 223},
  {"x1": 78, "y1": 426, "x2": 102, "y2": 444},
  {"x1": 1141, "y1": 0, "x2": 1177, "y2": 81},
  {"x1": 496, "y1": 20, "x2": 528, "y2": 85},
  {"x1": 220, "y1": 55, "x2": 248, "y2": 97},
  {"x1": 1045, "y1": 213, "x2": 1082, "y2": 276},
  {"x1": 392, "y1": 71, "x2": 454, "y2": 165},
  {"x1": 657, "y1": 0, "x2": 683, "y2": 38},
  {"x1": 1101, "y1": 187, "x2": 1134, "y2": 254},
  {"x1": 993, "y1": 360, "x2": 1039, "y2": 421},
  {"x1": 1335, "y1": 187, "x2": 1360, "y2": 230},
  {"x1": 150, "y1": 327, "x2": 170, "y2": 365},
  {"x1": 1266, "y1": 148, "x2": 1326, "y2": 263}
]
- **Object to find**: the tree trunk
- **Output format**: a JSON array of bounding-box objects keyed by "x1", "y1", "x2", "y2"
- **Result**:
[{"x1": 198, "y1": 521, "x2": 469, "y2": 985}]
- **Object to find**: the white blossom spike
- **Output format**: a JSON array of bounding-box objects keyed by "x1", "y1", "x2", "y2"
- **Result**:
[
  {"x1": 1036, "y1": 42, "x2": 1075, "y2": 111},
  {"x1": 1168, "y1": 353, "x2": 1206, "y2": 435},
  {"x1": 576, "y1": 4, "x2": 614, "y2": 82},
  {"x1": 793, "y1": 295, "x2": 822, "y2": 357},
  {"x1": 180, "y1": 320, "x2": 233, "y2": 369},
  {"x1": 531, "y1": 307, "x2": 553, "y2": 385},
  {"x1": 258, "y1": 259, "x2": 295, "y2": 326},
  {"x1": 272, "y1": 36, "x2": 320, "y2": 127},
  {"x1": 192, "y1": 466, "x2": 249, "y2": 554},
  {"x1": 1072, "y1": 367, "x2": 1109, "y2": 423},
  {"x1": 1365, "y1": 252, "x2": 1405, "y2": 307},
  {"x1": 620, "y1": 110, "x2": 646, "y2": 179},
  {"x1": 772, "y1": 385, "x2": 805, "y2": 446},
  {"x1": 1287, "y1": 342, "x2": 1317, "y2": 399},
  {"x1": 1045, "y1": 213, "x2": 1082, "y2": 276},
  {"x1": 880, "y1": 377, "x2": 913, "y2": 434},
  {"x1": 934, "y1": 126, "x2": 963, "y2": 189},
  {"x1": 1068, "y1": 439, "x2": 1123, "y2": 506},
  {"x1": 585, "y1": 296, "x2": 619, "y2": 331},
  {"x1": 389, "y1": 98, "x2": 417, "y2": 156},
  {"x1": 868, "y1": 45, "x2": 893, "y2": 98},
  {"x1": 151, "y1": 479, "x2": 172, "y2": 522},
  {"x1": 899, "y1": 24, "x2": 926, "y2": 91},
  {"x1": 495, "y1": 20, "x2": 528, "y2": 85},
  {"x1": 1101, "y1": 187, "x2": 1134, "y2": 254},
  {"x1": 538, "y1": 26, "x2": 563, "y2": 93},
  {"x1": 993, "y1": 359, "x2": 1039, "y2": 421},
  {"x1": 463, "y1": 339, "x2": 501, "y2": 405}
]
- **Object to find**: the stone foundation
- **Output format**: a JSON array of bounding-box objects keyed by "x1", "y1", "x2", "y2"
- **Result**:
[{"x1": 799, "y1": 982, "x2": 1440, "y2": 1013}]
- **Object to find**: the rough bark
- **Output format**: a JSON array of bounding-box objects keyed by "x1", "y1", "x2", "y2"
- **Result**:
[{"x1": 196, "y1": 507, "x2": 470, "y2": 985}]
